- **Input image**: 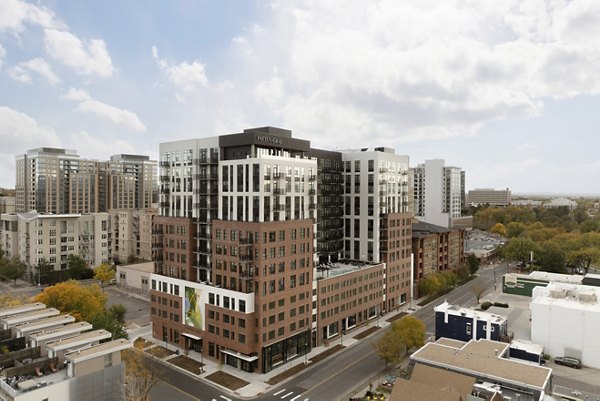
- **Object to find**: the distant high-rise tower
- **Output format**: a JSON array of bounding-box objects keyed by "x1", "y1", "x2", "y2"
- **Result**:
[
  {"x1": 412, "y1": 159, "x2": 464, "y2": 228},
  {"x1": 15, "y1": 148, "x2": 156, "y2": 214}
]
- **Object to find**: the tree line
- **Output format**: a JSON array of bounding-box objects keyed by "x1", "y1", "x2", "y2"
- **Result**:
[{"x1": 473, "y1": 203, "x2": 600, "y2": 274}]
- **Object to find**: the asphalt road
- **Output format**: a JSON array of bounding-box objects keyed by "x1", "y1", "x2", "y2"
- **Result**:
[{"x1": 148, "y1": 264, "x2": 500, "y2": 401}]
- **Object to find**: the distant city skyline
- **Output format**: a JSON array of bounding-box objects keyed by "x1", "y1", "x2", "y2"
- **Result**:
[{"x1": 1, "y1": 1, "x2": 600, "y2": 194}]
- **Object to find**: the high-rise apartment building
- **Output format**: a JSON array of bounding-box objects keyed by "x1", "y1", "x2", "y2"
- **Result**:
[
  {"x1": 15, "y1": 148, "x2": 156, "y2": 214},
  {"x1": 412, "y1": 159, "x2": 465, "y2": 228},
  {"x1": 150, "y1": 127, "x2": 413, "y2": 373}
]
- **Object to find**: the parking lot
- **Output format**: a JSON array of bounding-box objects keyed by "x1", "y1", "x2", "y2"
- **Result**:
[{"x1": 105, "y1": 286, "x2": 150, "y2": 328}]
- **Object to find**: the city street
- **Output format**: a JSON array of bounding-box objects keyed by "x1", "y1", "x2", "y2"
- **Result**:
[{"x1": 147, "y1": 266, "x2": 500, "y2": 401}]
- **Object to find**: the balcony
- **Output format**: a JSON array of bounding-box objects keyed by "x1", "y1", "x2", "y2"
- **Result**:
[
  {"x1": 273, "y1": 172, "x2": 284, "y2": 179},
  {"x1": 273, "y1": 188, "x2": 286, "y2": 195}
]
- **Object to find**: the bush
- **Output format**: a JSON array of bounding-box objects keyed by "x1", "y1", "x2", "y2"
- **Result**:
[
  {"x1": 493, "y1": 302, "x2": 509, "y2": 308},
  {"x1": 481, "y1": 301, "x2": 492, "y2": 310}
]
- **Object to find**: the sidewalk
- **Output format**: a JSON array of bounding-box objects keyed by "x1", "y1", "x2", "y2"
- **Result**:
[{"x1": 139, "y1": 305, "x2": 415, "y2": 399}]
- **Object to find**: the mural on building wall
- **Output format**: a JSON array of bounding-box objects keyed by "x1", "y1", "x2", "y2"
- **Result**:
[{"x1": 185, "y1": 286, "x2": 203, "y2": 329}]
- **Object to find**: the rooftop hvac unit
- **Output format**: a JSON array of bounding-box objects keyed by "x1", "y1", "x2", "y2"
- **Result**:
[
  {"x1": 579, "y1": 292, "x2": 597, "y2": 303},
  {"x1": 549, "y1": 289, "x2": 566, "y2": 298}
]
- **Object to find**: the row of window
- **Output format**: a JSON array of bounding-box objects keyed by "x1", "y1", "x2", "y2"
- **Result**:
[{"x1": 215, "y1": 228, "x2": 310, "y2": 242}]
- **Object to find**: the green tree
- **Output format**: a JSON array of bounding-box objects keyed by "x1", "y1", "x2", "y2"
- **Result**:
[
  {"x1": 67, "y1": 254, "x2": 89, "y2": 280},
  {"x1": 501, "y1": 237, "x2": 539, "y2": 267},
  {"x1": 506, "y1": 222, "x2": 527, "y2": 238},
  {"x1": 89, "y1": 305, "x2": 128, "y2": 340},
  {"x1": 35, "y1": 258, "x2": 53, "y2": 285},
  {"x1": 394, "y1": 315, "x2": 426, "y2": 352},
  {"x1": 567, "y1": 248, "x2": 600, "y2": 274},
  {"x1": 538, "y1": 241, "x2": 566, "y2": 273},
  {"x1": 0, "y1": 257, "x2": 26, "y2": 285},
  {"x1": 374, "y1": 327, "x2": 406, "y2": 368},
  {"x1": 467, "y1": 253, "x2": 480, "y2": 275},
  {"x1": 94, "y1": 263, "x2": 115, "y2": 288},
  {"x1": 418, "y1": 274, "x2": 441, "y2": 297}
]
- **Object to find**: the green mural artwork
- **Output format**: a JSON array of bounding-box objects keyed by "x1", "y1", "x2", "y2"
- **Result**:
[{"x1": 185, "y1": 286, "x2": 202, "y2": 328}]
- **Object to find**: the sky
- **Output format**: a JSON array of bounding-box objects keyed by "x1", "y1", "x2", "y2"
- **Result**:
[{"x1": 1, "y1": 0, "x2": 600, "y2": 195}]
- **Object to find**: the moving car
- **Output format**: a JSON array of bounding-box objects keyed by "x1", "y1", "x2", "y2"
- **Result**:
[{"x1": 554, "y1": 356, "x2": 582, "y2": 369}]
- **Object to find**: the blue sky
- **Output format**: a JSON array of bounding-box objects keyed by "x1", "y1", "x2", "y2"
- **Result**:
[{"x1": 1, "y1": 0, "x2": 600, "y2": 195}]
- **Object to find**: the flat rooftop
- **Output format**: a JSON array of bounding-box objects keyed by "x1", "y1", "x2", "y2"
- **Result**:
[
  {"x1": 411, "y1": 339, "x2": 552, "y2": 390},
  {"x1": 29, "y1": 321, "x2": 92, "y2": 341},
  {"x1": 532, "y1": 282, "x2": 600, "y2": 311},
  {"x1": 435, "y1": 301, "x2": 507, "y2": 324},
  {"x1": 47, "y1": 329, "x2": 112, "y2": 352},
  {"x1": 65, "y1": 339, "x2": 130, "y2": 363},
  {"x1": 316, "y1": 260, "x2": 382, "y2": 279}
]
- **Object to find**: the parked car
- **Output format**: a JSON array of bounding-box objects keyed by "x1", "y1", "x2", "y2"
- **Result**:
[{"x1": 554, "y1": 356, "x2": 582, "y2": 369}]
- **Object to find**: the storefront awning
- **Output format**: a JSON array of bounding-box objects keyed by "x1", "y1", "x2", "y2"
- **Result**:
[
  {"x1": 181, "y1": 332, "x2": 201, "y2": 341},
  {"x1": 220, "y1": 348, "x2": 258, "y2": 362}
]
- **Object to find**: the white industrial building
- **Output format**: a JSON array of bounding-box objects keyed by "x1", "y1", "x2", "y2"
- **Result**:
[{"x1": 531, "y1": 282, "x2": 600, "y2": 369}]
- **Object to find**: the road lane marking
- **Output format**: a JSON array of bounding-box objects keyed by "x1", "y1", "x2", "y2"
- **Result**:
[
  {"x1": 281, "y1": 392, "x2": 294, "y2": 399},
  {"x1": 219, "y1": 396, "x2": 231, "y2": 401},
  {"x1": 274, "y1": 389, "x2": 286, "y2": 396},
  {"x1": 290, "y1": 395, "x2": 302, "y2": 401}
]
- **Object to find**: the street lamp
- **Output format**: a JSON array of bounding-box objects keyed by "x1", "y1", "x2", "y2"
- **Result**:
[
  {"x1": 304, "y1": 339, "x2": 308, "y2": 365},
  {"x1": 199, "y1": 347, "x2": 204, "y2": 374}
]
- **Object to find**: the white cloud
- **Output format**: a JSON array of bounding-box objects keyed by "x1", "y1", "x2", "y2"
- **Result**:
[
  {"x1": 224, "y1": 0, "x2": 600, "y2": 149},
  {"x1": 66, "y1": 131, "x2": 136, "y2": 160},
  {"x1": 254, "y1": 75, "x2": 285, "y2": 109},
  {"x1": 8, "y1": 58, "x2": 61, "y2": 85},
  {"x1": 0, "y1": 0, "x2": 64, "y2": 33},
  {"x1": 0, "y1": 106, "x2": 61, "y2": 153},
  {"x1": 152, "y1": 46, "x2": 208, "y2": 94},
  {"x1": 44, "y1": 28, "x2": 114, "y2": 77},
  {"x1": 61, "y1": 87, "x2": 92, "y2": 102},
  {"x1": 62, "y1": 87, "x2": 146, "y2": 132}
]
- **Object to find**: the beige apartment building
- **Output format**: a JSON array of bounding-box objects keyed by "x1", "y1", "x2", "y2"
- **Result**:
[
  {"x1": 0, "y1": 212, "x2": 109, "y2": 278},
  {"x1": 108, "y1": 207, "x2": 157, "y2": 264}
]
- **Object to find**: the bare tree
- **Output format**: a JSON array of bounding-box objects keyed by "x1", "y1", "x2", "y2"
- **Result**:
[
  {"x1": 472, "y1": 284, "x2": 485, "y2": 304},
  {"x1": 123, "y1": 340, "x2": 160, "y2": 401}
]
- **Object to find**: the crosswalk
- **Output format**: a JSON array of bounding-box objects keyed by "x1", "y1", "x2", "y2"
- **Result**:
[{"x1": 272, "y1": 388, "x2": 309, "y2": 401}]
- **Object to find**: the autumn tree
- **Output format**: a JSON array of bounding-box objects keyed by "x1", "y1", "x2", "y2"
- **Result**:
[
  {"x1": 123, "y1": 340, "x2": 161, "y2": 401},
  {"x1": 34, "y1": 280, "x2": 107, "y2": 321},
  {"x1": 374, "y1": 327, "x2": 406, "y2": 368},
  {"x1": 490, "y1": 223, "x2": 507, "y2": 237},
  {"x1": 394, "y1": 315, "x2": 426, "y2": 352},
  {"x1": 94, "y1": 263, "x2": 115, "y2": 288}
]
